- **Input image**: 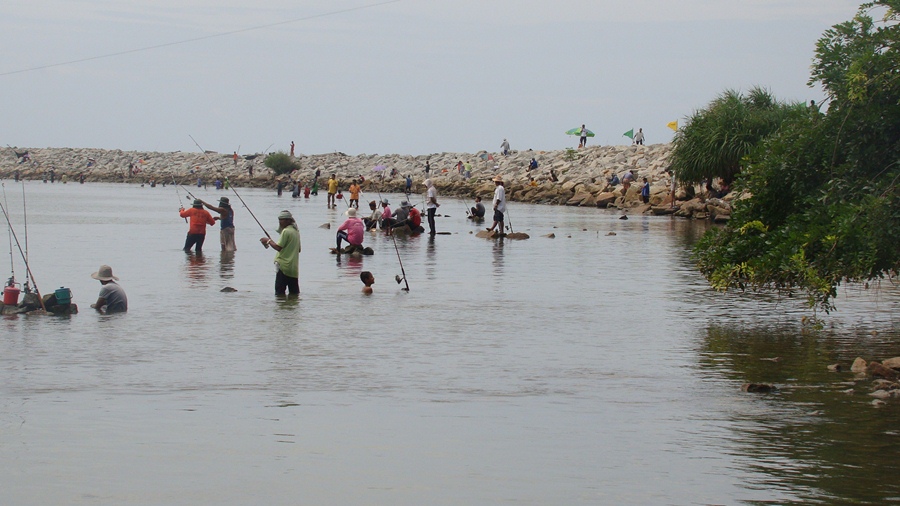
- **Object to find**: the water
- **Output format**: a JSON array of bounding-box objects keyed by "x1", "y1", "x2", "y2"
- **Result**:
[{"x1": 2, "y1": 181, "x2": 899, "y2": 505}]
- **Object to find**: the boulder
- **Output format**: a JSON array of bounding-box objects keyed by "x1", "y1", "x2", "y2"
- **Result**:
[
  {"x1": 851, "y1": 357, "x2": 868, "y2": 373},
  {"x1": 882, "y1": 357, "x2": 900, "y2": 370},
  {"x1": 595, "y1": 192, "x2": 616, "y2": 208},
  {"x1": 741, "y1": 383, "x2": 776, "y2": 393},
  {"x1": 867, "y1": 361, "x2": 899, "y2": 380}
]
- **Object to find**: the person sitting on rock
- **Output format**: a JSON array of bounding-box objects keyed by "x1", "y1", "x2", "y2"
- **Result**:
[
  {"x1": 470, "y1": 196, "x2": 485, "y2": 219},
  {"x1": 334, "y1": 207, "x2": 365, "y2": 254},
  {"x1": 364, "y1": 200, "x2": 381, "y2": 231}
]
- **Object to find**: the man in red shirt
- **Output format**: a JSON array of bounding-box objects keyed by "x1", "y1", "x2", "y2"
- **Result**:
[{"x1": 179, "y1": 199, "x2": 216, "y2": 253}]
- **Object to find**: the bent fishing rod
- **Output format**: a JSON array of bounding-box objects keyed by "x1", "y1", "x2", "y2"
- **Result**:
[
  {"x1": 172, "y1": 175, "x2": 189, "y2": 222},
  {"x1": 189, "y1": 135, "x2": 272, "y2": 241},
  {"x1": 375, "y1": 178, "x2": 410, "y2": 291},
  {"x1": 0, "y1": 191, "x2": 46, "y2": 311}
]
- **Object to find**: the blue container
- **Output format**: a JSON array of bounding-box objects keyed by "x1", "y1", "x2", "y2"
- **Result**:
[{"x1": 55, "y1": 287, "x2": 72, "y2": 305}]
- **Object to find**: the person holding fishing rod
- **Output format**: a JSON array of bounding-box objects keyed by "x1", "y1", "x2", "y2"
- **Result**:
[
  {"x1": 199, "y1": 197, "x2": 236, "y2": 252},
  {"x1": 485, "y1": 175, "x2": 506, "y2": 236},
  {"x1": 179, "y1": 199, "x2": 216, "y2": 253},
  {"x1": 260, "y1": 210, "x2": 301, "y2": 296}
]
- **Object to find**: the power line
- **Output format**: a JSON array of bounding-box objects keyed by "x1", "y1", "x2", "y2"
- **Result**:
[{"x1": 0, "y1": 0, "x2": 401, "y2": 77}]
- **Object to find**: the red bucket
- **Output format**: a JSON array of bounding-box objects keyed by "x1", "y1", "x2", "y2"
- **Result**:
[{"x1": 3, "y1": 285, "x2": 20, "y2": 305}]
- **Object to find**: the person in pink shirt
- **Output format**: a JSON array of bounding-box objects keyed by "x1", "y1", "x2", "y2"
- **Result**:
[
  {"x1": 380, "y1": 199, "x2": 393, "y2": 235},
  {"x1": 335, "y1": 207, "x2": 365, "y2": 253}
]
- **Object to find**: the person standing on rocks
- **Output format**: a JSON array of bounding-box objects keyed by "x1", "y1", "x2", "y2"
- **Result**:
[
  {"x1": 179, "y1": 199, "x2": 216, "y2": 253},
  {"x1": 486, "y1": 175, "x2": 506, "y2": 235},
  {"x1": 633, "y1": 128, "x2": 644, "y2": 146},
  {"x1": 425, "y1": 160, "x2": 430, "y2": 175},
  {"x1": 261, "y1": 210, "x2": 301, "y2": 296},
  {"x1": 290, "y1": 141, "x2": 295, "y2": 157},
  {"x1": 579, "y1": 124, "x2": 588, "y2": 148},
  {"x1": 500, "y1": 139, "x2": 510, "y2": 156},
  {"x1": 201, "y1": 196, "x2": 237, "y2": 252},
  {"x1": 641, "y1": 177, "x2": 650, "y2": 204},
  {"x1": 425, "y1": 179, "x2": 439, "y2": 236}
]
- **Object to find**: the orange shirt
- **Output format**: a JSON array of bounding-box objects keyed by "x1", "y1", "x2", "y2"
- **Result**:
[
  {"x1": 179, "y1": 207, "x2": 216, "y2": 234},
  {"x1": 349, "y1": 184, "x2": 360, "y2": 199}
]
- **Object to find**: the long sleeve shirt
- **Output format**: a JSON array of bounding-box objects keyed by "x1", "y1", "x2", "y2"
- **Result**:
[{"x1": 179, "y1": 207, "x2": 216, "y2": 234}]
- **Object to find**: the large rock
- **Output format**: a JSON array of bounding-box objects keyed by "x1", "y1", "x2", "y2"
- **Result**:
[
  {"x1": 867, "y1": 361, "x2": 899, "y2": 380},
  {"x1": 851, "y1": 357, "x2": 868, "y2": 373},
  {"x1": 882, "y1": 357, "x2": 900, "y2": 370},
  {"x1": 595, "y1": 192, "x2": 616, "y2": 208}
]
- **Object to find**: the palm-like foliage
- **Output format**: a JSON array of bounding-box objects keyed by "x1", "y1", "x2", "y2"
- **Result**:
[{"x1": 670, "y1": 87, "x2": 804, "y2": 185}]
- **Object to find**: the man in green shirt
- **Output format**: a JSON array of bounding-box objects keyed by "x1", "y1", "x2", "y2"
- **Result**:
[{"x1": 260, "y1": 210, "x2": 301, "y2": 296}]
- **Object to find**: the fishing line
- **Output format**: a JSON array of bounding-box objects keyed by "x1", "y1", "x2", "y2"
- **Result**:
[
  {"x1": 21, "y1": 183, "x2": 30, "y2": 287},
  {"x1": 172, "y1": 175, "x2": 188, "y2": 222},
  {"x1": 374, "y1": 172, "x2": 409, "y2": 291},
  {"x1": 189, "y1": 135, "x2": 271, "y2": 240},
  {"x1": 0, "y1": 0, "x2": 402, "y2": 77},
  {"x1": 1, "y1": 183, "x2": 15, "y2": 280}
]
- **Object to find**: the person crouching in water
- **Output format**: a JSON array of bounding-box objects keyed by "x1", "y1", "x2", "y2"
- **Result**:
[
  {"x1": 360, "y1": 271, "x2": 374, "y2": 295},
  {"x1": 334, "y1": 207, "x2": 364, "y2": 254},
  {"x1": 260, "y1": 210, "x2": 301, "y2": 296}
]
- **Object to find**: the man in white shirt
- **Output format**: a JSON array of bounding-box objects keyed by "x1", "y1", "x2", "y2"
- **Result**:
[
  {"x1": 425, "y1": 179, "x2": 439, "y2": 236},
  {"x1": 486, "y1": 175, "x2": 506, "y2": 234}
]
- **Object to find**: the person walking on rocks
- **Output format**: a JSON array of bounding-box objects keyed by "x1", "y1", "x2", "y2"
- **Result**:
[
  {"x1": 500, "y1": 139, "x2": 510, "y2": 156},
  {"x1": 425, "y1": 160, "x2": 430, "y2": 175},
  {"x1": 90, "y1": 265, "x2": 128, "y2": 313},
  {"x1": 261, "y1": 210, "x2": 301, "y2": 296},
  {"x1": 633, "y1": 128, "x2": 644, "y2": 146},
  {"x1": 579, "y1": 124, "x2": 588, "y2": 148},
  {"x1": 179, "y1": 199, "x2": 216, "y2": 253},
  {"x1": 201, "y1": 196, "x2": 237, "y2": 252},
  {"x1": 425, "y1": 179, "x2": 439, "y2": 236},
  {"x1": 486, "y1": 175, "x2": 506, "y2": 235}
]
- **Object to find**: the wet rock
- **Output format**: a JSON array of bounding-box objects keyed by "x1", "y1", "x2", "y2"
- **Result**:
[
  {"x1": 319, "y1": 223, "x2": 331, "y2": 229},
  {"x1": 872, "y1": 399, "x2": 887, "y2": 407},
  {"x1": 594, "y1": 192, "x2": 616, "y2": 208},
  {"x1": 220, "y1": 287, "x2": 237, "y2": 292},
  {"x1": 741, "y1": 383, "x2": 776, "y2": 393},
  {"x1": 851, "y1": 357, "x2": 868, "y2": 373},
  {"x1": 505, "y1": 232, "x2": 530, "y2": 240},
  {"x1": 543, "y1": 233, "x2": 555, "y2": 238},
  {"x1": 827, "y1": 364, "x2": 842, "y2": 372},
  {"x1": 618, "y1": 215, "x2": 628, "y2": 220},
  {"x1": 882, "y1": 357, "x2": 900, "y2": 370},
  {"x1": 870, "y1": 390, "x2": 891, "y2": 400},
  {"x1": 871, "y1": 379, "x2": 898, "y2": 390},
  {"x1": 866, "y1": 361, "x2": 899, "y2": 380},
  {"x1": 606, "y1": 232, "x2": 616, "y2": 236}
]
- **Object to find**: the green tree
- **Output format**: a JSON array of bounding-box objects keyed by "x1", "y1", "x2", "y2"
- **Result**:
[
  {"x1": 264, "y1": 151, "x2": 301, "y2": 176},
  {"x1": 694, "y1": 1, "x2": 900, "y2": 312},
  {"x1": 670, "y1": 87, "x2": 805, "y2": 185}
]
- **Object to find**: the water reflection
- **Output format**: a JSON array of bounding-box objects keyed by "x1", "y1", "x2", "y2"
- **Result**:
[
  {"x1": 491, "y1": 238, "x2": 504, "y2": 274},
  {"x1": 183, "y1": 252, "x2": 209, "y2": 287},
  {"x1": 698, "y1": 324, "x2": 900, "y2": 504},
  {"x1": 219, "y1": 251, "x2": 235, "y2": 280}
]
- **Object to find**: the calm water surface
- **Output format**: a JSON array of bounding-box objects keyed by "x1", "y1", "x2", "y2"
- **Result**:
[{"x1": 1, "y1": 181, "x2": 899, "y2": 505}]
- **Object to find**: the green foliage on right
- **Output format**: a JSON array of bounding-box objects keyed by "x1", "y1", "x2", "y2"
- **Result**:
[
  {"x1": 264, "y1": 151, "x2": 301, "y2": 176},
  {"x1": 670, "y1": 87, "x2": 805, "y2": 185},
  {"x1": 693, "y1": 0, "x2": 900, "y2": 312}
]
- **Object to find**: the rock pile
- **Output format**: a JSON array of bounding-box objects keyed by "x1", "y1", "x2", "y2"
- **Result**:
[{"x1": 1, "y1": 144, "x2": 739, "y2": 220}]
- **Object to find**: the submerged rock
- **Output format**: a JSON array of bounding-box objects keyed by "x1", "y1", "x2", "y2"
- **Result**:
[
  {"x1": 741, "y1": 383, "x2": 777, "y2": 393},
  {"x1": 220, "y1": 287, "x2": 238, "y2": 292}
]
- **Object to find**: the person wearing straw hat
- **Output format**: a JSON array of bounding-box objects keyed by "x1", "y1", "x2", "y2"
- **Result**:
[
  {"x1": 486, "y1": 175, "x2": 506, "y2": 235},
  {"x1": 260, "y1": 210, "x2": 301, "y2": 296},
  {"x1": 179, "y1": 199, "x2": 216, "y2": 253},
  {"x1": 200, "y1": 196, "x2": 236, "y2": 252},
  {"x1": 334, "y1": 207, "x2": 364, "y2": 254},
  {"x1": 90, "y1": 265, "x2": 128, "y2": 313},
  {"x1": 424, "y1": 179, "x2": 439, "y2": 236}
]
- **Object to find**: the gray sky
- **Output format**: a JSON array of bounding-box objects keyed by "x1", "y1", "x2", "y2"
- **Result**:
[{"x1": 1, "y1": 0, "x2": 863, "y2": 156}]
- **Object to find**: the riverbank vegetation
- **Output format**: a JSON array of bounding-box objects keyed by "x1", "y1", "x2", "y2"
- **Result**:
[{"x1": 693, "y1": 0, "x2": 900, "y2": 312}]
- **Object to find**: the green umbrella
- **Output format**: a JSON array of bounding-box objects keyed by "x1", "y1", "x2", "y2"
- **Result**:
[{"x1": 566, "y1": 127, "x2": 595, "y2": 137}]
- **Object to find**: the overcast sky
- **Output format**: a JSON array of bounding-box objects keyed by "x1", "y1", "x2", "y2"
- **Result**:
[{"x1": 0, "y1": 0, "x2": 864, "y2": 156}]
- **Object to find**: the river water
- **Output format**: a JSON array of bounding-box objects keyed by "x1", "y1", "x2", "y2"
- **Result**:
[{"x1": 1, "y1": 181, "x2": 899, "y2": 505}]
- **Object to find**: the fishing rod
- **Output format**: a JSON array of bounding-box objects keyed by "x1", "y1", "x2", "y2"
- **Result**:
[
  {"x1": 0, "y1": 196, "x2": 46, "y2": 311},
  {"x1": 172, "y1": 175, "x2": 189, "y2": 222},
  {"x1": 1, "y1": 183, "x2": 15, "y2": 281},
  {"x1": 375, "y1": 174, "x2": 409, "y2": 291},
  {"x1": 21, "y1": 182, "x2": 30, "y2": 288},
  {"x1": 188, "y1": 135, "x2": 272, "y2": 241}
]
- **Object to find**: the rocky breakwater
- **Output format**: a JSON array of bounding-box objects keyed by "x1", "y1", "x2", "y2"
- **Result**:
[{"x1": 1, "y1": 144, "x2": 736, "y2": 221}]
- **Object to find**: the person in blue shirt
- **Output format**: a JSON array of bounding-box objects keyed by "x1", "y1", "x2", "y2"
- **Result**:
[{"x1": 641, "y1": 177, "x2": 651, "y2": 204}]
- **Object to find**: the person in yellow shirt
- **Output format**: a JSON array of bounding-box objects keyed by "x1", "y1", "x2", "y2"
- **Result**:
[
  {"x1": 327, "y1": 174, "x2": 339, "y2": 208},
  {"x1": 348, "y1": 180, "x2": 361, "y2": 208}
]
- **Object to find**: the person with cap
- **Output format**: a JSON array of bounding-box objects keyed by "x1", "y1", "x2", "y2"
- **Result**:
[
  {"x1": 470, "y1": 196, "x2": 486, "y2": 219},
  {"x1": 90, "y1": 265, "x2": 128, "y2": 313},
  {"x1": 424, "y1": 179, "x2": 439, "y2": 236},
  {"x1": 486, "y1": 175, "x2": 507, "y2": 235},
  {"x1": 260, "y1": 210, "x2": 301, "y2": 296},
  {"x1": 334, "y1": 207, "x2": 365, "y2": 254},
  {"x1": 364, "y1": 200, "x2": 382, "y2": 231},
  {"x1": 179, "y1": 199, "x2": 216, "y2": 253},
  {"x1": 393, "y1": 200, "x2": 410, "y2": 226},
  {"x1": 380, "y1": 199, "x2": 393, "y2": 234},
  {"x1": 200, "y1": 197, "x2": 236, "y2": 252},
  {"x1": 500, "y1": 138, "x2": 510, "y2": 156}
]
